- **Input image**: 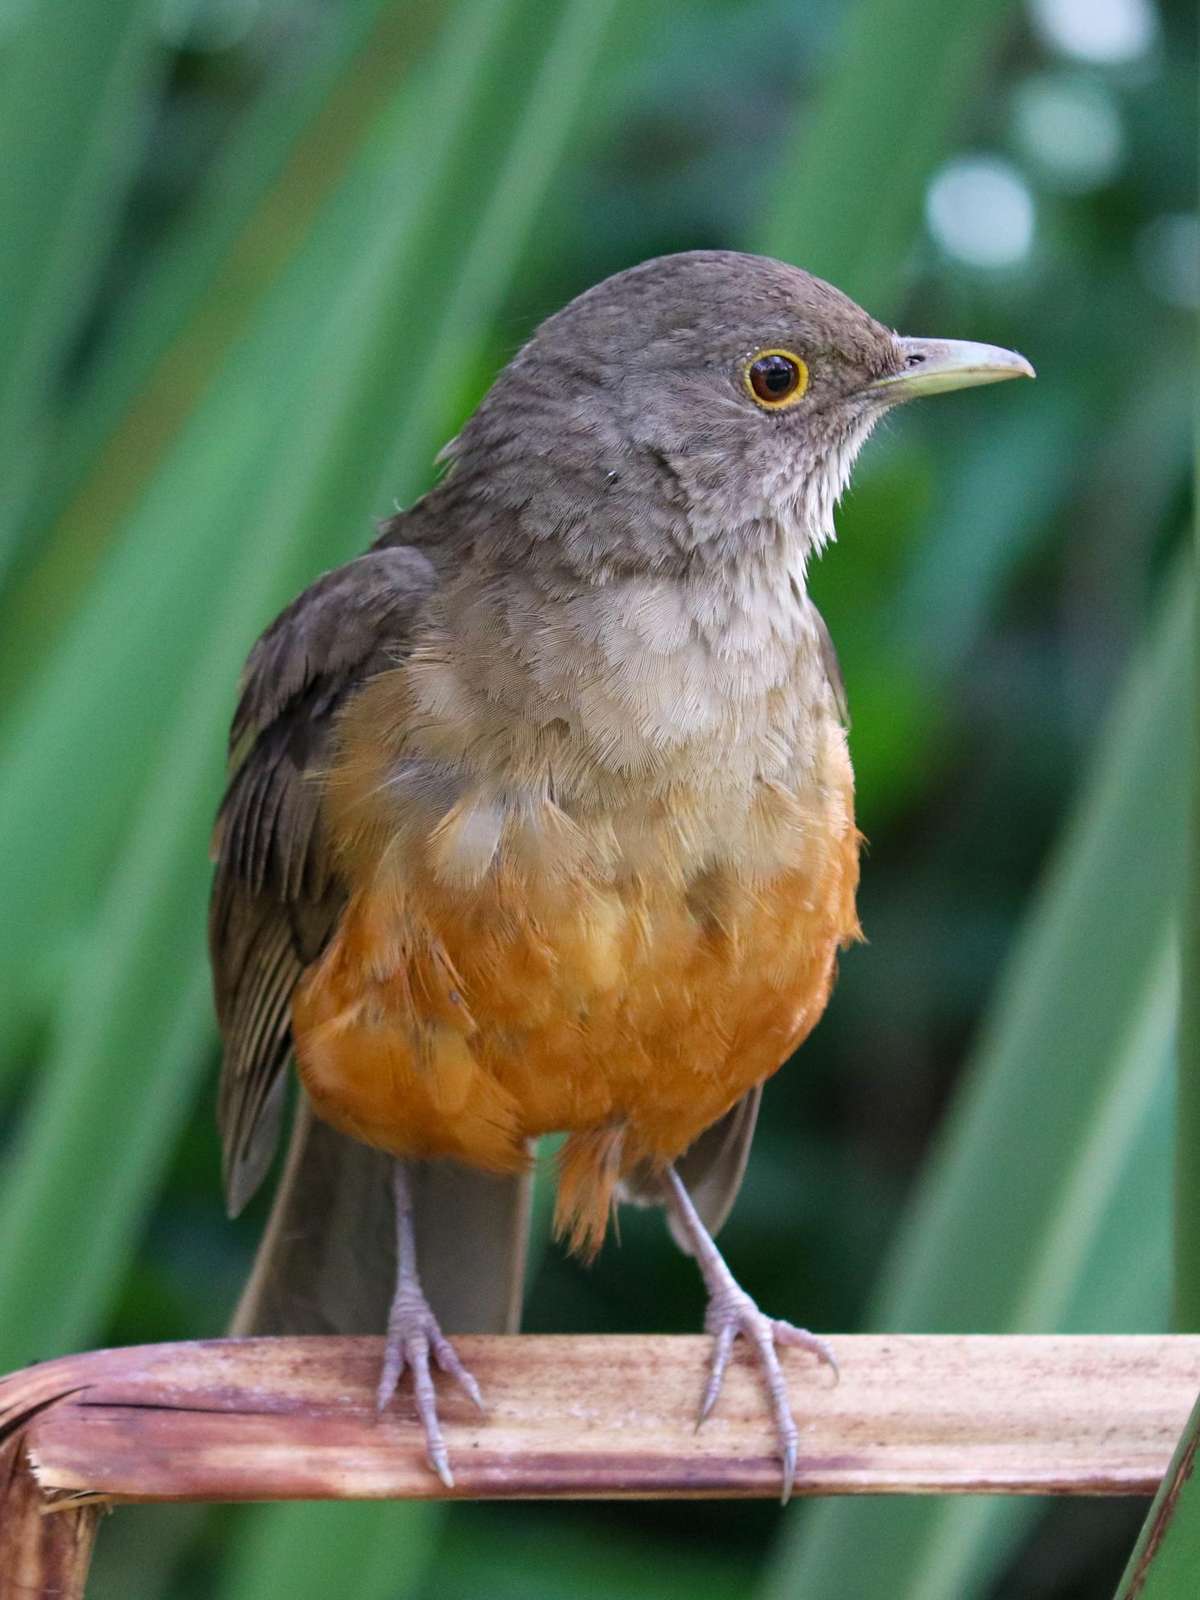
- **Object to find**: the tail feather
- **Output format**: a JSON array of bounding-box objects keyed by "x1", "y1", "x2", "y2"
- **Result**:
[
  {"x1": 232, "y1": 1093, "x2": 532, "y2": 1337},
  {"x1": 616, "y1": 1085, "x2": 762, "y2": 1255}
]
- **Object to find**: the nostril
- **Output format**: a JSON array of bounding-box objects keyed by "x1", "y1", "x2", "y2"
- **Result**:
[{"x1": 905, "y1": 352, "x2": 926, "y2": 368}]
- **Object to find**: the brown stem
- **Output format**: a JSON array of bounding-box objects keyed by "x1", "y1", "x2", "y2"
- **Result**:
[{"x1": 0, "y1": 1440, "x2": 98, "y2": 1600}]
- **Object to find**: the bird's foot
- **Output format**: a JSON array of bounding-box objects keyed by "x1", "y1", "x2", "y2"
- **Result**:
[
  {"x1": 376, "y1": 1280, "x2": 484, "y2": 1488},
  {"x1": 697, "y1": 1278, "x2": 837, "y2": 1502}
]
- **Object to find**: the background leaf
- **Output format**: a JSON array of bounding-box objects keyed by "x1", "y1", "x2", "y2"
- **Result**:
[
  {"x1": 0, "y1": 0, "x2": 167, "y2": 574},
  {"x1": 757, "y1": 0, "x2": 1018, "y2": 309}
]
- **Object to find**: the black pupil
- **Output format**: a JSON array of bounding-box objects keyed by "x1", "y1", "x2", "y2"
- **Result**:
[{"x1": 754, "y1": 355, "x2": 796, "y2": 397}]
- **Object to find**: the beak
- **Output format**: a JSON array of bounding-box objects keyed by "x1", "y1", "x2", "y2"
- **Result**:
[{"x1": 868, "y1": 336, "x2": 1035, "y2": 402}]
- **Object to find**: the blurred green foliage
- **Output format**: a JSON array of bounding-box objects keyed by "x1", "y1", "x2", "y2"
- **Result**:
[{"x1": 0, "y1": 0, "x2": 1193, "y2": 1596}]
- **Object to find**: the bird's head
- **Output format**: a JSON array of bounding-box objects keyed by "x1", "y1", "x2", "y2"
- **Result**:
[{"x1": 442, "y1": 250, "x2": 1033, "y2": 577}]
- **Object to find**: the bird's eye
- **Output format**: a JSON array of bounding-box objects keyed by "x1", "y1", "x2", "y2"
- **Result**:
[{"x1": 745, "y1": 350, "x2": 808, "y2": 409}]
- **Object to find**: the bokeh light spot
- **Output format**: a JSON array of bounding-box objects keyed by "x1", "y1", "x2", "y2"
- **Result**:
[
  {"x1": 1012, "y1": 73, "x2": 1124, "y2": 192},
  {"x1": 1028, "y1": 0, "x2": 1159, "y2": 65},
  {"x1": 925, "y1": 155, "x2": 1036, "y2": 270}
]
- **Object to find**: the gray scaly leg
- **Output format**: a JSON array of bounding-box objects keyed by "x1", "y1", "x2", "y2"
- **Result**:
[{"x1": 377, "y1": 1160, "x2": 484, "y2": 1487}]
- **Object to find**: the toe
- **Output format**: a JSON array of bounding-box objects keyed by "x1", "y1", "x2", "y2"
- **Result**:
[
  {"x1": 744, "y1": 1316, "x2": 801, "y2": 1502},
  {"x1": 375, "y1": 1338, "x2": 408, "y2": 1414},
  {"x1": 407, "y1": 1334, "x2": 455, "y2": 1489},
  {"x1": 697, "y1": 1319, "x2": 737, "y2": 1428},
  {"x1": 760, "y1": 1349, "x2": 800, "y2": 1500},
  {"x1": 427, "y1": 1439, "x2": 455, "y2": 1490},
  {"x1": 773, "y1": 1321, "x2": 839, "y2": 1380},
  {"x1": 432, "y1": 1332, "x2": 486, "y2": 1413}
]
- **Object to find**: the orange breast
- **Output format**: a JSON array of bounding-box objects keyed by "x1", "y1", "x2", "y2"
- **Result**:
[{"x1": 293, "y1": 768, "x2": 860, "y2": 1256}]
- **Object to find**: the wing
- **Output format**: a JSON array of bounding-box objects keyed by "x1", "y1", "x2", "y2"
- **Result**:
[
  {"x1": 209, "y1": 543, "x2": 438, "y2": 1215},
  {"x1": 810, "y1": 600, "x2": 848, "y2": 727}
]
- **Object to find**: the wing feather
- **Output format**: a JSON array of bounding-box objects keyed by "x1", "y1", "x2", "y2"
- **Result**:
[{"x1": 210, "y1": 544, "x2": 437, "y2": 1214}]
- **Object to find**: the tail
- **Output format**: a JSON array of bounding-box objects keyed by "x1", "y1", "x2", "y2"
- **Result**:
[{"x1": 232, "y1": 1094, "x2": 532, "y2": 1337}]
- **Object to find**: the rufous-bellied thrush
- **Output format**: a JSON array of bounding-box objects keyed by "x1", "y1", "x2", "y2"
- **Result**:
[{"x1": 209, "y1": 250, "x2": 1032, "y2": 1496}]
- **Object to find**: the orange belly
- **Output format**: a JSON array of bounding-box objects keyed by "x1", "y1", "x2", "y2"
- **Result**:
[{"x1": 292, "y1": 781, "x2": 860, "y2": 1255}]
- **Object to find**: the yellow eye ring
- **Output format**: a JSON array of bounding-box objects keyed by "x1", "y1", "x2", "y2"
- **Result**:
[{"x1": 744, "y1": 349, "x2": 808, "y2": 409}]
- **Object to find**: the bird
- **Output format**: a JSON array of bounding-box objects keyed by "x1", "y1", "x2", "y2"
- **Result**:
[{"x1": 209, "y1": 249, "x2": 1032, "y2": 1499}]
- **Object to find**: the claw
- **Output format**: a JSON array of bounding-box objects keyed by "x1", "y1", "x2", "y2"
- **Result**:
[{"x1": 781, "y1": 1436, "x2": 797, "y2": 1505}]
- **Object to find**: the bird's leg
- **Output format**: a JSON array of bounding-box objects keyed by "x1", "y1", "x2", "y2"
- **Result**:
[
  {"x1": 661, "y1": 1164, "x2": 837, "y2": 1502},
  {"x1": 376, "y1": 1160, "x2": 484, "y2": 1488}
]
